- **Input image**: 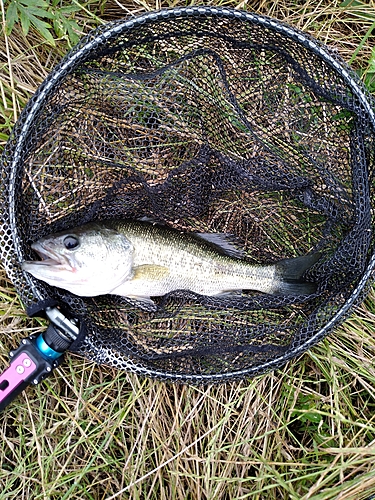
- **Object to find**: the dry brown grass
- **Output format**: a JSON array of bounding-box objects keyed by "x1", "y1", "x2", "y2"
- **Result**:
[{"x1": 1, "y1": 1, "x2": 375, "y2": 499}]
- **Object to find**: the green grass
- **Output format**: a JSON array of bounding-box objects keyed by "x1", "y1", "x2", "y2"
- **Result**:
[{"x1": 1, "y1": 1, "x2": 375, "y2": 499}]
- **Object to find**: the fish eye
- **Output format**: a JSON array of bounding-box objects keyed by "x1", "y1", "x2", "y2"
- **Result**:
[{"x1": 63, "y1": 235, "x2": 80, "y2": 250}]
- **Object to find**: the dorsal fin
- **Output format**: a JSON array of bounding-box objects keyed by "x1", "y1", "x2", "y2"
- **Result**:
[{"x1": 194, "y1": 233, "x2": 246, "y2": 259}]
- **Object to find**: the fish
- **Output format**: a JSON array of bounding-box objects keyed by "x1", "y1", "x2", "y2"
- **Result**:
[{"x1": 22, "y1": 219, "x2": 319, "y2": 306}]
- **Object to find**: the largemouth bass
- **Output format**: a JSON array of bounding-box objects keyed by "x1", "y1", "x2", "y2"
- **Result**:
[{"x1": 22, "y1": 219, "x2": 319, "y2": 305}]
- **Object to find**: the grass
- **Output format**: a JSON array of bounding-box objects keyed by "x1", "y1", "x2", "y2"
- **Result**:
[{"x1": 1, "y1": 0, "x2": 375, "y2": 499}]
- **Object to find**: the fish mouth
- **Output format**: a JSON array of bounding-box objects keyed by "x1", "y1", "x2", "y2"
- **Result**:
[{"x1": 22, "y1": 242, "x2": 71, "y2": 271}]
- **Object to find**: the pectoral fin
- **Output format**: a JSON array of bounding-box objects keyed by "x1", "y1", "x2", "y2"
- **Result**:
[{"x1": 132, "y1": 264, "x2": 169, "y2": 281}]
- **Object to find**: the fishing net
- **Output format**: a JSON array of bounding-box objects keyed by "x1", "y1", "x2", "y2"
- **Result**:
[{"x1": 1, "y1": 7, "x2": 375, "y2": 383}]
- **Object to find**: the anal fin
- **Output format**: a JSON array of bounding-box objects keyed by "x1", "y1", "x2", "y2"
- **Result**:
[{"x1": 127, "y1": 295, "x2": 158, "y2": 311}]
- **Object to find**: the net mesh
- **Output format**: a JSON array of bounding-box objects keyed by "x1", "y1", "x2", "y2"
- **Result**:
[{"x1": 1, "y1": 7, "x2": 375, "y2": 382}]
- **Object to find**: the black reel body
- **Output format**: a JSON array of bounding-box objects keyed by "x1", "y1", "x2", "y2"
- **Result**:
[{"x1": 1, "y1": 7, "x2": 375, "y2": 383}]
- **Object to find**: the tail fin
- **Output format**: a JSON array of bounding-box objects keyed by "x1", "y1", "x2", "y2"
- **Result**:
[{"x1": 272, "y1": 253, "x2": 320, "y2": 296}]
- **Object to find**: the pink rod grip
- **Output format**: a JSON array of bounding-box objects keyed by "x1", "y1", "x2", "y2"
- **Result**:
[{"x1": 0, "y1": 353, "x2": 37, "y2": 403}]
